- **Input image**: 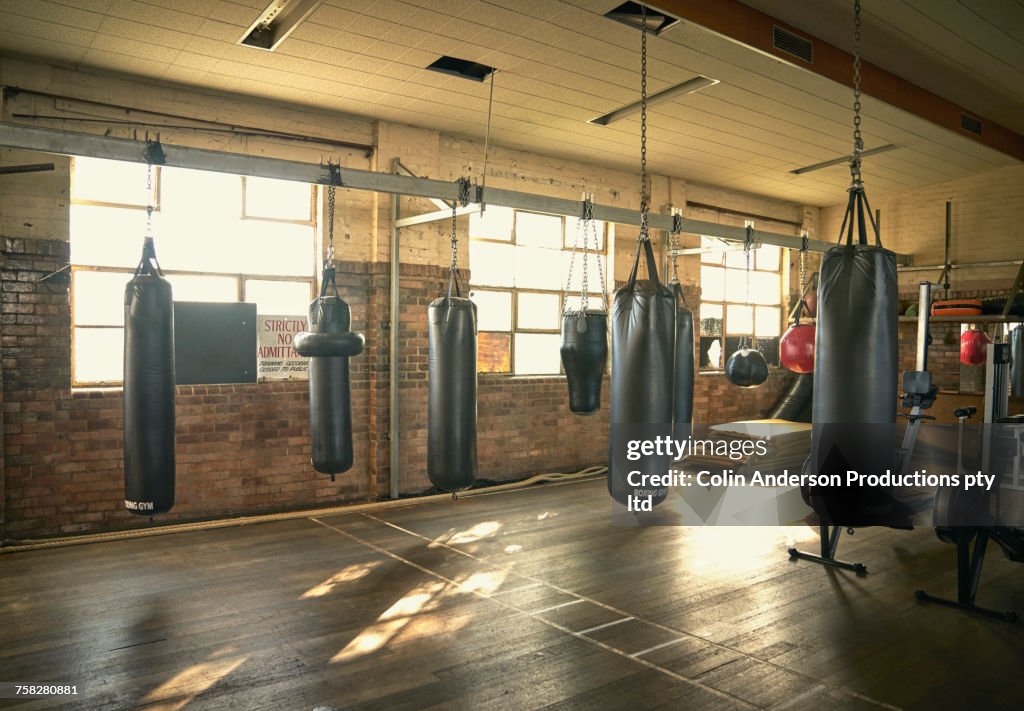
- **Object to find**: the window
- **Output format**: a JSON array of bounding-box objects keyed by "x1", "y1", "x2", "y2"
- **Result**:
[
  {"x1": 698, "y1": 236, "x2": 782, "y2": 369},
  {"x1": 469, "y1": 206, "x2": 608, "y2": 375},
  {"x1": 71, "y1": 157, "x2": 316, "y2": 385}
]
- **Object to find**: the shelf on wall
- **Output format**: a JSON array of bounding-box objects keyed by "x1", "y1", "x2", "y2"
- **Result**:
[{"x1": 898, "y1": 315, "x2": 1024, "y2": 323}]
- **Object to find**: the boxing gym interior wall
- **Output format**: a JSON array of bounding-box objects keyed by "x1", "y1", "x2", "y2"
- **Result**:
[{"x1": 0, "y1": 1, "x2": 1022, "y2": 709}]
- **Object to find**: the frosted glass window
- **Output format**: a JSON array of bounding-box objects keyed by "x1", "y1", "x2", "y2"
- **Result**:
[
  {"x1": 724, "y1": 248, "x2": 747, "y2": 269},
  {"x1": 244, "y1": 177, "x2": 312, "y2": 221},
  {"x1": 70, "y1": 204, "x2": 153, "y2": 269},
  {"x1": 564, "y1": 217, "x2": 605, "y2": 250},
  {"x1": 244, "y1": 280, "x2": 312, "y2": 315},
  {"x1": 514, "y1": 246, "x2": 562, "y2": 290},
  {"x1": 700, "y1": 266, "x2": 726, "y2": 302},
  {"x1": 517, "y1": 292, "x2": 560, "y2": 330},
  {"x1": 516, "y1": 212, "x2": 562, "y2": 249},
  {"x1": 469, "y1": 206, "x2": 513, "y2": 241},
  {"x1": 237, "y1": 220, "x2": 315, "y2": 276},
  {"x1": 725, "y1": 269, "x2": 749, "y2": 301},
  {"x1": 160, "y1": 167, "x2": 239, "y2": 221},
  {"x1": 156, "y1": 213, "x2": 240, "y2": 273},
  {"x1": 470, "y1": 241, "x2": 515, "y2": 287},
  {"x1": 73, "y1": 271, "x2": 132, "y2": 326},
  {"x1": 74, "y1": 328, "x2": 123, "y2": 383},
  {"x1": 72, "y1": 157, "x2": 152, "y2": 206},
  {"x1": 748, "y1": 271, "x2": 781, "y2": 305},
  {"x1": 755, "y1": 306, "x2": 782, "y2": 337},
  {"x1": 701, "y1": 236, "x2": 725, "y2": 264},
  {"x1": 756, "y1": 245, "x2": 781, "y2": 271},
  {"x1": 726, "y1": 305, "x2": 754, "y2": 335},
  {"x1": 166, "y1": 274, "x2": 238, "y2": 303},
  {"x1": 514, "y1": 333, "x2": 561, "y2": 375},
  {"x1": 472, "y1": 290, "x2": 512, "y2": 331}
]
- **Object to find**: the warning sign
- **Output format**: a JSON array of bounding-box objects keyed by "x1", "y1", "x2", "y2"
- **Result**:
[{"x1": 258, "y1": 315, "x2": 308, "y2": 380}]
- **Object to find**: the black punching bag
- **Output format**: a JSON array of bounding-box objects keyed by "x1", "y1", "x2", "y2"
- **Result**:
[
  {"x1": 123, "y1": 238, "x2": 175, "y2": 515},
  {"x1": 302, "y1": 267, "x2": 364, "y2": 479},
  {"x1": 807, "y1": 188, "x2": 900, "y2": 526},
  {"x1": 609, "y1": 239, "x2": 674, "y2": 507},
  {"x1": 428, "y1": 272, "x2": 478, "y2": 492},
  {"x1": 1011, "y1": 326, "x2": 1024, "y2": 399},
  {"x1": 560, "y1": 310, "x2": 608, "y2": 415},
  {"x1": 673, "y1": 282, "x2": 695, "y2": 439}
]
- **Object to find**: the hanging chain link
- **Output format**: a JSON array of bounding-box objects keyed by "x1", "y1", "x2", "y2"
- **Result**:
[
  {"x1": 744, "y1": 224, "x2": 754, "y2": 347},
  {"x1": 849, "y1": 0, "x2": 864, "y2": 189},
  {"x1": 326, "y1": 183, "x2": 336, "y2": 264},
  {"x1": 145, "y1": 163, "x2": 154, "y2": 238},
  {"x1": 669, "y1": 210, "x2": 682, "y2": 283},
  {"x1": 590, "y1": 203, "x2": 608, "y2": 311},
  {"x1": 449, "y1": 178, "x2": 471, "y2": 275},
  {"x1": 799, "y1": 231, "x2": 808, "y2": 295},
  {"x1": 638, "y1": 2, "x2": 650, "y2": 241}
]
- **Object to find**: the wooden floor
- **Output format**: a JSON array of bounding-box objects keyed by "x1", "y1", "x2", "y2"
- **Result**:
[{"x1": 3, "y1": 478, "x2": 1024, "y2": 711}]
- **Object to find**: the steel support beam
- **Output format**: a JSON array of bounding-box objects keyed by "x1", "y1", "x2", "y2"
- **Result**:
[{"x1": 0, "y1": 122, "x2": 910, "y2": 261}]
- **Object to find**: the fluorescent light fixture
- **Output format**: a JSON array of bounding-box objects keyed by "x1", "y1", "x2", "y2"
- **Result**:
[
  {"x1": 238, "y1": 0, "x2": 325, "y2": 51},
  {"x1": 588, "y1": 76, "x2": 719, "y2": 126},
  {"x1": 790, "y1": 144, "x2": 898, "y2": 174},
  {"x1": 604, "y1": 2, "x2": 681, "y2": 35},
  {"x1": 425, "y1": 56, "x2": 495, "y2": 82}
]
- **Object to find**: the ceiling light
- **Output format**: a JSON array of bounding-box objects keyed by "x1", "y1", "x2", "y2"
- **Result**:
[
  {"x1": 425, "y1": 56, "x2": 495, "y2": 82},
  {"x1": 238, "y1": 0, "x2": 325, "y2": 52},
  {"x1": 790, "y1": 144, "x2": 898, "y2": 174},
  {"x1": 588, "y1": 76, "x2": 719, "y2": 126},
  {"x1": 604, "y1": 2, "x2": 681, "y2": 35}
]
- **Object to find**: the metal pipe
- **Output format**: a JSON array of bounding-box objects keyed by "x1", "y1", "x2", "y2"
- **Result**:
[
  {"x1": 0, "y1": 122, "x2": 912, "y2": 262},
  {"x1": 943, "y1": 201, "x2": 952, "y2": 292},
  {"x1": 917, "y1": 281, "x2": 931, "y2": 372},
  {"x1": 899, "y1": 260, "x2": 1023, "y2": 272},
  {"x1": 389, "y1": 175, "x2": 401, "y2": 501},
  {"x1": 0, "y1": 162, "x2": 54, "y2": 175}
]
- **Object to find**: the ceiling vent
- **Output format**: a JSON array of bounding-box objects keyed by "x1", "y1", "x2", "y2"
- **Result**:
[
  {"x1": 961, "y1": 114, "x2": 982, "y2": 136},
  {"x1": 604, "y1": 2, "x2": 681, "y2": 35},
  {"x1": 772, "y1": 26, "x2": 813, "y2": 63},
  {"x1": 238, "y1": 0, "x2": 325, "y2": 52},
  {"x1": 426, "y1": 56, "x2": 495, "y2": 82}
]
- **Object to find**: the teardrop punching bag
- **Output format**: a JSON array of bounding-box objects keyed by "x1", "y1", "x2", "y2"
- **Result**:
[
  {"x1": 609, "y1": 238, "x2": 675, "y2": 507},
  {"x1": 298, "y1": 266, "x2": 365, "y2": 479},
  {"x1": 807, "y1": 186, "x2": 900, "y2": 526},
  {"x1": 428, "y1": 268, "x2": 478, "y2": 492},
  {"x1": 561, "y1": 311, "x2": 608, "y2": 415},
  {"x1": 673, "y1": 281, "x2": 695, "y2": 441},
  {"x1": 960, "y1": 328, "x2": 991, "y2": 366},
  {"x1": 123, "y1": 237, "x2": 175, "y2": 515}
]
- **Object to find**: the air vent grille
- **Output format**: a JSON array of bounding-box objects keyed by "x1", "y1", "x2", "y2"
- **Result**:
[
  {"x1": 772, "y1": 26, "x2": 813, "y2": 63},
  {"x1": 961, "y1": 114, "x2": 982, "y2": 136}
]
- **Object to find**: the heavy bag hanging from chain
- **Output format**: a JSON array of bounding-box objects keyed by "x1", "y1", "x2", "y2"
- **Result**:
[
  {"x1": 124, "y1": 233, "x2": 175, "y2": 515},
  {"x1": 561, "y1": 196, "x2": 608, "y2": 415},
  {"x1": 428, "y1": 188, "x2": 477, "y2": 492},
  {"x1": 295, "y1": 181, "x2": 365, "y2": 479}
]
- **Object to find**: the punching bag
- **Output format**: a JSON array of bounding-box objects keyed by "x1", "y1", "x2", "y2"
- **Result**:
[
  {"x1": 561, "y1": 310, "x2": 608, "y2": 415},
  {"x1": 123, "y1": 238, "x2": 175, "y2": 515},
  {"x1": 807, "y1": 187, "x2": 900, "y2": 526},
  {"x1": 673, "y1": 281, "x2": 695, "y2": 439},
  {"x1": 428, "y1": 271, "x2": 478, "y2": 492},
  {"x1": 959, "y1": 328, "x2": 990, "y2": 366},
  {"x1": 299, "y1": 266, "x2": 364, "y2": 479},
  {"x1": 1011, "y1": 326, "x2": 1024, "y2": 399},
  {"x1": 725, "y1": 348, "x2": 769, "y2": 387},
  {"x1": 768, "y1": 373, "x2": 813, "y2": 422},
  {"x1": 609, "y1": 239, "x2": 674, "y2": 507}
]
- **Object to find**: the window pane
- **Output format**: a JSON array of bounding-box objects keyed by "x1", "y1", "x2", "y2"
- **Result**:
[
  {"x1": 514, "y1": 246, "x2": 562, "y2": 290},
  {"x1": 724, "y1": 268, "x2": 748, "y2": 302},
  {"x1": 478, "y1": 332, "x2": 511, "y2": 373},
  {"x1": 245, "y1": 280, "x2": 311, "y2": 314},
  {"x1": 565, "y1": 217, "x2": 605, "y2": 250},
  {"x1": 699, "y1": 303, "x2": 722, "y2": 337},
  {"x1": 71, "y1": 204, "x2": 151, "y2": 269},
  {"x1": 74, "y1": 327, "x2": 123, "y2": 383},
  {"x1": 756, "y1": 245, "x2": 781, "y2": 271},
  {"x1": 701, "y1": 236, "x2": 725, "y2": 265},
  {"x1": 724, "y1": 248, "x2": 746, "y2": 269},
  {"x1": 726, "y1": 304, "x2": 753, "y2": 334},
  {"x1": 514, "y1": 332, "x2": 561, "y2": 375},
  {"x1": 244, "y1": 177, "x2": 311, "y2": 221},
  {"x1": 160, "y1": 166, "x2": 240, "y2": 221},
  {"x1": 700, "y1": 336, "x2": 723, "y2": 369},
  {"x1": 471, "y1": 290, "x2": 512, "y2": 331},
  {"x1": 469, "y1": 205, "x2": 513, "y2": 242},
  {"x1": 470, "y1": 241, "x2": 515, "y2": 287},
  {"x1": 73, "y1": 270, "x2": 132, "y2": 326},
  {"x1": 700, "y1": 266, "x2": 725, "y2": 302},
  {"x1": 72, "y1": 157, "x2": 151, "y2": 206},
  {"x1": 236, "y1": 221, "x2": 315, "y2": 276},
  {"x1": 565, "y1": 252, "x2": 607, "y2": 294},
  {"x1": 755, "y1": 306, "x2": 782, "y2": 338},
  {"x1": 516, "y1": 212, "x2": 562, "y2": 249},
  {"x1": 749, "y1": 271, "x2": 781, "y2": 305},
  {"x1": 756, "y1": 337, "x2": 780, "y2": 366},
  {"x1": 517, "y1": 292, "x2": 560, "y2": 330},
  {"x1": 156, "y1": 213, "x2": 240, "y2": 273},
  {"x1": 166, "y1": 274, "x2": 238, "y2": 303}
]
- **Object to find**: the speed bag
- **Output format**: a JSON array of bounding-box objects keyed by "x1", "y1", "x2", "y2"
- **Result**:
[
  {"x1": 808, "y1": 244, "x2": 899, "y2": 526},
  {"x1": 780, "y1": 322, "x2": 815, "y2": 373},
  {"x1": 308, "y1": 295, "x2": 357, "y2": 477},
  {"x1": 725, "y1": 348, "x2": 769, "y2": 387},
  {"x1": 959, "y1": 328, "x2": 991, "y2": 366},
  {"x1": 608, "y1": 279, "x2": 675, "y2": 507},
  {"x1": 560, "y1": 310, "x2": 608, "y2": 415},
  {"x1": 427, "y1": 297, "x2": 478, "y2": 492},
  {"x1": 123, "y1": 273, "x2": 175, "y2": 515},
  {"x1": 1012, "y1": 326, "x2": 1024, "y2": 399},
  {"x1": 673, "y1": 284, "x2": 695, "y2": 440}
]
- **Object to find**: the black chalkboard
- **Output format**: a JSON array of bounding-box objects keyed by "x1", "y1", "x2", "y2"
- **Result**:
[{"x1": 173, "y1": 302, "x2": 257, "y2": 385}]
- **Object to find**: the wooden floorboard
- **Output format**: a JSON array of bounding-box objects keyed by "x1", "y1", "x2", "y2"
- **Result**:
[{"x1": 2, "y1": 478, "x2": 1023, "y2": 710}]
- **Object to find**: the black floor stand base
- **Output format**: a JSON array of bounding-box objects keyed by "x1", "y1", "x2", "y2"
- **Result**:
[
  {"x1": 788, "y1": 525, "x2": 867, "y2": 574},
  {"x1": 915, "y1": 528, "x2": 1017, "y2": 622}
]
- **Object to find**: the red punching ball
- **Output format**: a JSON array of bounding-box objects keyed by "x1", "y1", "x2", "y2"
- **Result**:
[
  {"x1": 960, "y1": 328, "x2": 991, "y2": 366},
  {"x1": 780, "y1": 322, "x2": 815, "y2": 373}
]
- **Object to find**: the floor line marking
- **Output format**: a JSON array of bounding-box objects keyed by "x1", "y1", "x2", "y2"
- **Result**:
[
  {"x1": 577, "y1": 617, "x2": 634, "y2": 635},
  {"x1": 531, "y1": 599, "x2": 584, "y2": 615},
  {"x1": 631, "y1": 636, "x2": 687, "y2": 658}
]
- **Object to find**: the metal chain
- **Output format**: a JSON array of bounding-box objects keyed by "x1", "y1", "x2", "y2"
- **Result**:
[
  {"x1": 449, "y1": 178, "x2": 471, "y2": 275},
  {"x1": 744, "y1": 224, "x2": 754, "y2": 348},
  {"x1": 145, "y1": 163, "x2": 154, "y2": 238},
  {"x1": 563, "y1": 200, "x2": 584, "y2": 314},
  {"x1": 326, "y1": 183, "x2": 336, "y2": 264},
  {"x1": 849, "y1": 0, "x2": 864, "y2": 188},
  {"x1": 590, "y1": 204, "x2": 608, "y2": 310},
  {"x1": 638, "y1": 2, "x2": 650, "y2": 242},
  {"x1": 580, "y1": 199, "x2": 591, "y2": 313},
  {"x1": 799, "y1": 231, "x2": 808, "y2": 295},
  {"x1": 669, "y1": 210, "x2": 682, "y2": 283}
]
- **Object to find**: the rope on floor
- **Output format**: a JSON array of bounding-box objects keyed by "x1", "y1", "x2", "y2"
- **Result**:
[{"x1": 0, "y1": 465, "x2": 606, "y2": 554}]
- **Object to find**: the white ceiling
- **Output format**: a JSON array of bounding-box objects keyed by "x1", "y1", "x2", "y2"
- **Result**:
[{"x1": 0, "y1": 0, "x2": 1019, "y2": 207}]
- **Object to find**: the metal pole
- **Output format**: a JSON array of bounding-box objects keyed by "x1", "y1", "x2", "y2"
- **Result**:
[
  {"x1": 916, "y1": 281, "x2": 931, "y2": 372},
  {"x1": 389, "y1": 185, "x2": 401, "y2": 500}
]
